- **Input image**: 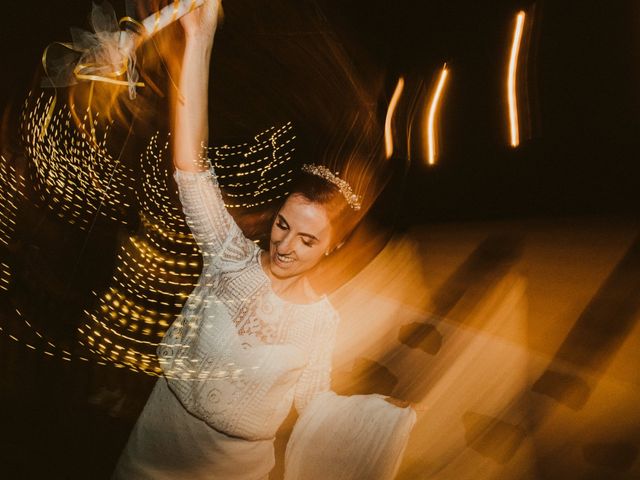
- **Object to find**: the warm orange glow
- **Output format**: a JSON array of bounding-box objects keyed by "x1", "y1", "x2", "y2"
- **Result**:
[
  {"x1": 508, "y1": 11, "x2": 525, "y2": 147},
  {"x1": 384, "y1": 77, "x2": 405, "y2": 159},
  {"x1": 427, "y1": 65, "x2": 449, "y2": 165}
]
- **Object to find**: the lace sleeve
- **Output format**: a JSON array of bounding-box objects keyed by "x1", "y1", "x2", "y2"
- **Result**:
[
  {"x1": 294, "y1": 311, "x2": 340, "y2": 413},
  {"x1": 174, "y1": 167, "x2": 251, "y2": 258},
  {"x1": 284, "y1": 392, "x2": 416, "y2": 480}
]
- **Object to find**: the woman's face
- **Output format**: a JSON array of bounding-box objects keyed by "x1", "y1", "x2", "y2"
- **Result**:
[{"x1": 268, "y1": 194, "x2": 333, "y2": 279}]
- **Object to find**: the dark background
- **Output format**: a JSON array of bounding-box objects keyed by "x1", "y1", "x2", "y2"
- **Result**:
[
  {"x1": 0, "y1": 1, "x2": 639, "y2": 478},
  {"x1": 2, "y1": 0, "x2": 639, "y2": 222}
]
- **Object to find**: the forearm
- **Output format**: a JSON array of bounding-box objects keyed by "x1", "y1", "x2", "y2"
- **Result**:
[{"x1": 173, "y1": 38, "x2": 214, "y2": 172}]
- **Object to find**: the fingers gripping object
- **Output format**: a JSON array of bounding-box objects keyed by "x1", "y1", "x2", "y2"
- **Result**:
[{"x1": 140, "y1": 0, "x2": 207, "y2": 36}]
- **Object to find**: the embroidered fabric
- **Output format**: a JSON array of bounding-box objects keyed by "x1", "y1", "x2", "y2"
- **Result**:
[{"x1": 157, "y1": 167, "x2": 339, "y2": 441}]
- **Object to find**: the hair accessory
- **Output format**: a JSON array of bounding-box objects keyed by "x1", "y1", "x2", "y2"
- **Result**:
[{"x1": 301, "y1": 164, "x2": 362, "y2": 211}]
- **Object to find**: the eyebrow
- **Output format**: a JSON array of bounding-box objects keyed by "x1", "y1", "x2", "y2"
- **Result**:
[{"x1": 277, "y1": 214, "x2": 319, "y2": 242}]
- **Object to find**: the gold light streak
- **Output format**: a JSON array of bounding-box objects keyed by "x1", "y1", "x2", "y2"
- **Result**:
[
  {"x1": 385, "y1": 77, "x2": 405, "y2": 159},
  {"x1": 426, "y1": 64, "x2": 449, "y2": 165},
  {"x1": 21, "y1": 91, "x2": 136, "y2": 230},
  {"x1": 0, "y1": 308, "x2": 146, "y2": 374},
  {"x1": 0, "y1": 154, "x2": 25, "y2": 291},
  {"x1": 508, "y1": 11, "x2": 526, "y2": 147},
  {"x1": 16, "y1": 91, "x2": 301, "y2": 374}
]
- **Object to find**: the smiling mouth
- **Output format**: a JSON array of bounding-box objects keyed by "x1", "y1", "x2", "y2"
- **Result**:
[{"x1": 274, "y1": 252, "x2": 295, "y2": 265}]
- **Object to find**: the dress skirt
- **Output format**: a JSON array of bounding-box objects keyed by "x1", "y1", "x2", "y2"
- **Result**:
[{"x1": 112, "y1": 378, "x2": 275, "y2": 480}]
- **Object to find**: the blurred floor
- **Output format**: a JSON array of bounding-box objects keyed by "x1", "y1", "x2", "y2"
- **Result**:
[
  {"x1": 1, "y1": 214, "x2": 638, "y2": 479},
  {"x1": 332, "y1": 214, "x2": 640, "y2": 480}
]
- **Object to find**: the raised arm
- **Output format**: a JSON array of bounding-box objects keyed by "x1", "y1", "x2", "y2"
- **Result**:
[
  {"x1": 172, "y1": 1, "x2": 254, "y2": 258},
  {"x1": 174, "y1": 0, "x2": 220, "y2": 172}
]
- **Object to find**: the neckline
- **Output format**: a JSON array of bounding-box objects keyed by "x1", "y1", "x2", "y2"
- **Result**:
[{"x1": 255, "y1": 249, "x2": 328, "y2": 307}]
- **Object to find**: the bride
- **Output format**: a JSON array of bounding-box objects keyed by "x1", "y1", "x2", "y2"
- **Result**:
[{"x1": 113, "y1": 1, "x2": 416, "y2": 478}]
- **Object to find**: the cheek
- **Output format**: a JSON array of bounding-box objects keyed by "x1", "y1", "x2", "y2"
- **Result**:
[
  {"x1": 270, "y1": 224, "x2": 282, "y2": 243},
  {"x1": 298, "y1": 245, "x2": 325, "y2": 266}
]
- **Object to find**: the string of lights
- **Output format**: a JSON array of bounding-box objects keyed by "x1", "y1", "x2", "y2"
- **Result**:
[
  {"x1": 21, "y1": 91, "x2": 136, "y2": 229},
  {"x1": 0, "y1": 154, "x2": 24, "y2": 290},
  {"x1": 10, "y1": 91, "x2": 299, "y2": 375}
]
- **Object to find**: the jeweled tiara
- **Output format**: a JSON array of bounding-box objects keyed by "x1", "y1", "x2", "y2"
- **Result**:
[{"x1": 301, "y1": 164, "x2": 362, "y2": 211}]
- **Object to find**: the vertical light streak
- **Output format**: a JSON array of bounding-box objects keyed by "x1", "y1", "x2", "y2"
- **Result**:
[
  {"x1": 427, "y1": 64, "x2": 449, "y2": 165},
  {"x1": 508, "y1": 11, "x2": 526, "y2": 147},
  {"x1": 384, "y1": 77, "x2": 405, "y2": 159}
]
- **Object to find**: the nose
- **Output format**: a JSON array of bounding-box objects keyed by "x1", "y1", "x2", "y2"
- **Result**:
[{"x1": 276, "y1": 232, "x2": 295, "y2": 254}]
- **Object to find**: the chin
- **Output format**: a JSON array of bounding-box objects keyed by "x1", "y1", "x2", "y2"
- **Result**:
[
  {"x1": 270, "y1": 265, "x2": 295, "y2": 279},
  {"x1": 269, "y1": 253, "x2": 297, "y2": 278}
]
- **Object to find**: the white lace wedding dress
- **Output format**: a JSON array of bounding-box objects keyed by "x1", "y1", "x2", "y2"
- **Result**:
[{"x1": 113, "y1": 167, "x2": 415, "y2": 479}]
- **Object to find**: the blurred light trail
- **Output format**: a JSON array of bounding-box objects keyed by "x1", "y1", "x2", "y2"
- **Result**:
[
  {"x1": 508, "y1": 11, "x2": 526, "y2": 147},
  {"x1": 384, "y1": 77, "x2": 405, "y2": 159},
  {"x1": 427, "y1": 64, "x2": 449, "y2": 165}
]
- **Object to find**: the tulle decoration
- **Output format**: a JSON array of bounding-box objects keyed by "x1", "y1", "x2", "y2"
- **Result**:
[{"x1": 42, "y1": 1, "x2": 142, "y2": 99}]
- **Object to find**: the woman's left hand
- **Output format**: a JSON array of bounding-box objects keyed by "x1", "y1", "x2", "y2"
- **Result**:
[{"x1": 180, "y1": 0, "x2": 222, "y2": 44}]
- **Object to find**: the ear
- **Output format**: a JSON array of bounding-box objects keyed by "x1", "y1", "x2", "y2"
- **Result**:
[{"x1": 325, "y1": 241, "x2": 345, "y2": 256}]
